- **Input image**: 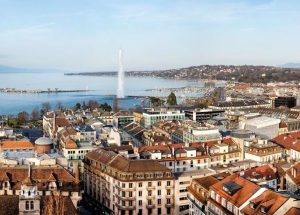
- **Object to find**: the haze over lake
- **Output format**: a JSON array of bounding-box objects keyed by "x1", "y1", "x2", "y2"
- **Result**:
[{"x1": 0, "y1": 71, "x2": 200, "y2": 115}]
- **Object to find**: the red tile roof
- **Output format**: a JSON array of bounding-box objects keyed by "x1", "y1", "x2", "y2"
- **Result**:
[
  {"x1": 0, "y1": 140, "x2": 34, "y2": 149},
  {"x1": 241, "y1": 190, "x2": 288, "y2": 215},
  {"x1": 243, "y1": 165, "x2": 276, "y2": 180},
  {"x1": 272, "y1": 131, "x2": 300, "y2": 152},
  {"x1": 210, "y1": 174, "x2": 260, "y2": 207}
]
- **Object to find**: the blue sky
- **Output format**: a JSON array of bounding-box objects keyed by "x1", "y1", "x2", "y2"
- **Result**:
[{"x1": 0, "y1": 0, "x2": 299, "y2": 71}]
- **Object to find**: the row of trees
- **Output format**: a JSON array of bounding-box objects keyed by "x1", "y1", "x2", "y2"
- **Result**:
[
  {"x1": 73, "y1": 100, "x2": 112, "y2": 112},
  {"x1": 149, "y1": 92, "x2": 178, "y2": 107},
  {"x1": 5, "y1": 100, "x2": 112, "y2": 128}
]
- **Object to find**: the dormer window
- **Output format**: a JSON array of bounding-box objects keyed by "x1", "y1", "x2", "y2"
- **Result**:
[
  {"x1": 250, "y1": 202, "x2": 256, "y2": 209},
  {"x1": 261, "y1": 206, "x2": 267, "y2": 213}
]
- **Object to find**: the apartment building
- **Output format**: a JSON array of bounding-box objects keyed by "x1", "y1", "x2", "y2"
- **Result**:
[
  {"x1": 244, "y1": 139, "x2": 283, "y2": 163},
  {"x1": 207, "y1": 174, "x2": 261, "y2": 215},
  {"x1": 272, "y1": 131, "x2": 300, "y2": 161},
  {"x1": 84, "y1": 148, "x2": 176, "y2": 215},
  {"x1": 143, "y1": 109, "x2": 185, "y2": 128}
]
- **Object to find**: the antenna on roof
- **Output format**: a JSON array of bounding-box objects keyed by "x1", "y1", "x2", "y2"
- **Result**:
[{"x1": 28, "y1": 163, "x2": 31, "y2": 178}]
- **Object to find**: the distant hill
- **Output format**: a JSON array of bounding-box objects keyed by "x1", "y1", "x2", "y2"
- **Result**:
[
  {"x1": 280, "y1": 63, "x2": 300, "y2": 68},
  {"x1": 66, "y1": 65, "x2": 300, "y2": 83}
]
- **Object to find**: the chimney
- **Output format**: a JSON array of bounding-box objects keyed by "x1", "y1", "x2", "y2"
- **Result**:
[
  {"x1": 74, "y1": 162, "x2": 80, "y2": 184},
  {"x1": 292, "y1": 167, "x2": 297, "y2": 178}
]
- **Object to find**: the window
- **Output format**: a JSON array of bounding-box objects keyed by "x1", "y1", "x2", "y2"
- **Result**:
[
  {"x1": 139, "y1": 191, "x2": 142, "y2": 196},
  {"x1": 25, "y1": 201, "x2": 29, "y2": 210},
  {"x1": 139, "y1": 200, "x2": 142, "y2": 206},
  {"x1": 157, "y1": 199, "x2": 161, "y2": 205},
  {"x1": 157, "y1": 208, "x2": 161, "y2": 215},
  {"x1": 167, "y1": 181, "x2": 171, "y2": 186},
  {"x1": 129, "y1": 183, "x2": 133, "y2": 188},
  {"x1": 129, "y1": 192, "x2": 132, "y2": 197},
  {"x1": 139, "y1": 183, "x2": 142, "y2": 187},
  {"x1": 158, "y1": 181, "x2": 161, "y2": 186},
  {"x1": 30, "y1": 201, "x2": 34, "y2": 210},
  {"x1": 148, "y1": 182, "x2": 152, "y2": 187},
  {"x1": 157, "y1": 190, "x2": 161, "y2": 196}
]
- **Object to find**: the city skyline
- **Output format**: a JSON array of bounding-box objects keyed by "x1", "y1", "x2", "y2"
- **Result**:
[{"x1": 0, "y1": 0, "x2": 300, "y2": 71}]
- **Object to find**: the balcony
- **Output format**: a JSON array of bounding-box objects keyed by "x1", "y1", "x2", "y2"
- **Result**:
[
  {"x1": 116, "y1": 203, "x2": 136, "y2": 210},
  {"x1": 146, "y1": 186, "x2": 156, "y2": 190},
  {"x1": 115, "y1": 193, "x2": 136, "y2": 201},
  {"x1": 165, "y1": 185, "x2": 173, "y2": 189},
  {"x1": 165, "y1": 193, "x2": 174, "y2": 198},
  {"x1": 165, "y1": 203, "x2": 174, "y2": 208},
  {"x1": 146, "y1": 204, "x2": 156, "y2": 209},
  {"x1": 146, "y1": 195, "x2": 156, "y2": 199}
]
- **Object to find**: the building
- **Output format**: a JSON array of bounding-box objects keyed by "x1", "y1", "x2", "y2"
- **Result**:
[
  {"x1": 113, "y1": 111, "x2": 135, "y2": 129},
  {"x1": 34, "y1": 137, "x2": 53, "y2": 154},
  {"x1": 209, "y1": 100, "x2": 271, "y2": 110},
  {"x1": 240, "y1": 116, "x2": 281, "y2": 139},
  {"x1": 272, "y1": 131, "x2": 300, "y2": 161},
  {"x1": 84, "y1": 148, "x2": 175, "y2": 215},
  {"x1": 244, "y1": 139, "x2": 283, "y2": 163},
  {"x1": 0, "y1": 164, "x2": 81, "y2": 210},
  {"x1": 275, "y1": 96, "x2": 296, "y2": 108},
  {"x1": 207, "y1": 174, "x2": 261, "y2": 215},
  {"x1": 143, "y1": 109, "x2": 185, "y2": 128},
  {"x1": 187, "y1": 175, "x2": 222, "y2": 215},
  {"x1": 184, "y1": 109, "x2": 225, "y2": 122},
  {"x1": 242, "y1": 165, "x2": 278, "y2": 190},
  {"x1": 241, "y1": 190, "x2": 288, "y2": 215},
  {"x1": 285, "y1": 162, "x2": 300, "y2": 193},
  {"x1": 0, "y1": 140, "x2": 35, "y2": 152}
]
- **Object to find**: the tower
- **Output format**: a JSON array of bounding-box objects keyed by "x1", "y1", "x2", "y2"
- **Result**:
[
  {"x1": 19, "y1": 165, "x2": 41, "y2": 215},
  {"x1": 117, "y1": 49, "x2": 125, "y2": 99}
]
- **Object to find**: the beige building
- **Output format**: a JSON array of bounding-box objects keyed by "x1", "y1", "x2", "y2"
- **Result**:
[{"x1": 84, "y1": 148, "x2": 176, "y2": 215}]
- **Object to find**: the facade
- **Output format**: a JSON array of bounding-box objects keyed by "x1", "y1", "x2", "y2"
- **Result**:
[
  {"x1": 187, "y1": 175, "x2": 220, "y2": 215},
  {"x1": 143, "y1": 109, "x2": 185, "y2": 128},
  {"x1": 244, "y1": 140, "x2": 282, "y2": 163},
  {"x1": 275, "y1": 96, "x2": 296, "y2": 108},
  {"x1": 113, "y1": 111, "x2": 135, "y2": 129},
  {"x1": 84, "y1": 148, "x2": 176, "y2": 215},
  {"x1": 184, "y1": 109, "x2": 225, "y2": 122},
  {"x1": 209, "y1": 100, "x2": 271, "y2": 110}
]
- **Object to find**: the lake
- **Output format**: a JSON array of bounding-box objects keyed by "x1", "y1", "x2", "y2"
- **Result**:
[{"x1": 0, "y1": 71, "x2": 202, "y2": 115}]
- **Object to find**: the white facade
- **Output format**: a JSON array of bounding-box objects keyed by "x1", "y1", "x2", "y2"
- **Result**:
[{"x1": 143, "y1": 110, "x2": 185, "y2": 128}]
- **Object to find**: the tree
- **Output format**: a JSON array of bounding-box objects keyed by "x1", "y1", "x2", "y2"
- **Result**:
[
  {"x1": 41, "y1": 102, "x2": 51, "y2": 115},
  {"x1": 31, "y1": 108, "x2": 40, "y2": 121},
  {"x1": 73, "y1": 103, "x2": 81, "y2": 111},
  {"x1": 99, "y1": 102, "x2": 112, "y2": 112},
  {"x1": 167, "y1": 92, "x2": 177, "y2": 106},
  {"x1": 149, "y1": 97, "x2": 165, "y2": 107},
  {"x1": 82, "y1": 101, "x2": 87, "y2": 110},
  {"x1": 18, "y1": 111, "x2": 29, "y2": 124},
  {"x1": 56, "y1": 101, "x2": 64, "y2": 110},
  {"x1": 87, "y1": 100, "x2": 99, "y2": 110}
]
